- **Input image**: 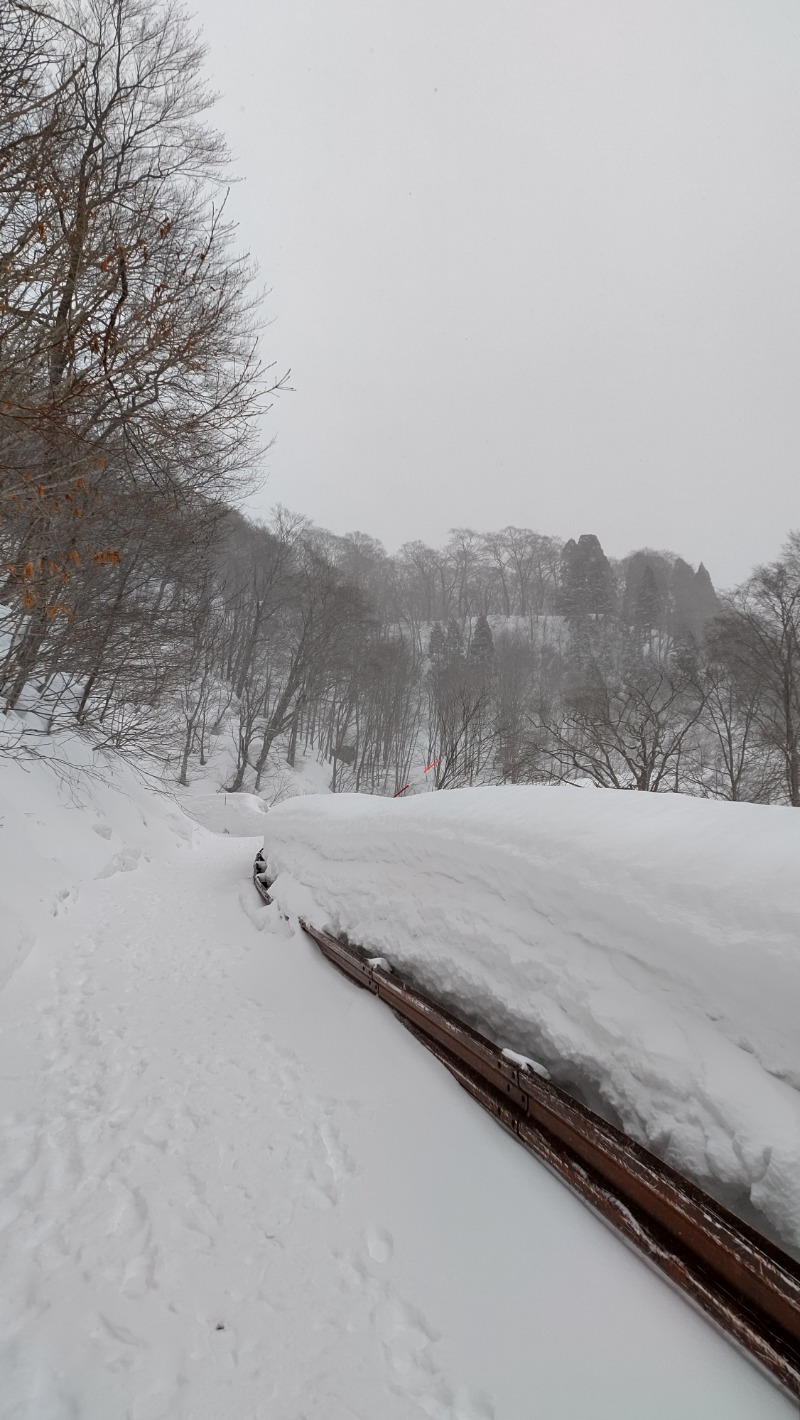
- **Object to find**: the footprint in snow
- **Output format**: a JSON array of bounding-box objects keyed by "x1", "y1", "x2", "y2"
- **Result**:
[
  {"x1": 365, "y1": 1223, "x2": 393, "y2": 1263},
  {"x1": 95, "y1": 846, "x2": 143, "y2": 879},
  {"x1": 52, "y1": 886, "x2": 78, "y2": 916}
]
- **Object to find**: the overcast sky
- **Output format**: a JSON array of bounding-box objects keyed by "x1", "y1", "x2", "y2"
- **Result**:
[{"x1": 188, "y1": 0, "x2": 800, "y2": 588}]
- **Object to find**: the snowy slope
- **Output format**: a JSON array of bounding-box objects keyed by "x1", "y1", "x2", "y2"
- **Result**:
[
  {"x1": 0, "y1": 731, "x2": 192, "y2": 993},
  {"x1": 0, "y1": 750, "x2": 795, "y2": 1417},
  {"x1": 262, "y1": 786, "x2": 800, "y2": 1254}
]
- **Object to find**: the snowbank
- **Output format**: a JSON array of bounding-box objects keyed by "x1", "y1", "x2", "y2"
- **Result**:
[
  {"x1": 0, "y1": 728, "x2": 194, "y2": 991},
  {"x1": 263, "y1": 786, "x2": 800, "y2": 1252}
]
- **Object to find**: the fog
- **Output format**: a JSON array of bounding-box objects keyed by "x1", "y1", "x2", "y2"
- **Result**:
[{"x1": 188, "y1": 0, "x2": 800, "y2": 588}]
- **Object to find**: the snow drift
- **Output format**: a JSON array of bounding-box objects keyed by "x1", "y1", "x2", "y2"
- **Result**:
[{"x1": 263, "y1": 786, "x2": 800, "y2": 1253}]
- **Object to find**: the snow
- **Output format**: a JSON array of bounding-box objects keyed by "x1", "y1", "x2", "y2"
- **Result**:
[
  {"x1": 0, "y1": 748, "x2": 795, "y2": 1416},
  {"x1": 0, "y1": 730, "x2": 191, "y2": 993},
  {"x1": 262, "y1": 786, "x2": 800, "y2": 1255},
  {"x1": 176, "y1": 713, "x2": 334, "y2": 811},
  {"x1": 501, "y1": 1047, "x2": 551, "y2": 1079}
]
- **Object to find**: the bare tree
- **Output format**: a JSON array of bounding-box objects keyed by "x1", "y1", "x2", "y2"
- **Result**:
[
  {"x1": 689, "y1": 615, "x2": 779, "y2": 802},
  {"x1": 1, "y1": 0, "x2": 282, "y2": 709},
  {"x1": 716, "y1": 540, "x2": 800, "y2": 805},
  {"x1": 176, "y1": 580, "x2": 225, "y2": 786},
  {"x1": 549, "y1": 644, "x2": 704, "y2": 792}
]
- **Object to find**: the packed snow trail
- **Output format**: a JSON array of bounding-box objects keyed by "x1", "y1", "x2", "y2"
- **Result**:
[{"x1": 0, "y1": 806, "x2": 795, "y2": 1416}]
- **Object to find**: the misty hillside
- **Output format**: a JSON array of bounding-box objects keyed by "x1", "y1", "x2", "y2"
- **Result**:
[{"x1": 7, "y1": 481, "x2": 799, "y2": 810}]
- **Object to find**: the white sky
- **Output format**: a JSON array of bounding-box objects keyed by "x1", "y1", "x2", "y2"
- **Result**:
[{"x1": 189, "y1": 0, "x2": 800, "y2": 588}]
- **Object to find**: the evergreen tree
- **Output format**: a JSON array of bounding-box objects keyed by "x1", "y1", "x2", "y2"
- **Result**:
[
  {"x1": 559, "y1": 534, "x2": 615, "y2": 619},
  {"x1": 669, "y1": 558, "x2": 718, "y2": 647},
  {"x1": 636, "y1": 565, "x2": 662, "y2": 639},
  {"x1": 579, "y1": 534, "x2": 616, "y2": 616},
  {"x1": 669, "y1": 557, "x2": 697, "y2": 645},
  {"x1": 694, "y1": 563, "x2": 719, "y2": 627},
  {"x1": 622, "y1": 551, "x2": 669, "y2": 634},
  {"x1": 558, "y1": 538, "x2": 583, "y2": 619},
  {"x1": 469, "y1": 614, "x2": 495, "y2": 674},
  {"x1": 443, "y1": 619, "x2": 464, "y2": 666},
  {"x1": 428, "y1": 622, "x2": 445, "y2": 665}
]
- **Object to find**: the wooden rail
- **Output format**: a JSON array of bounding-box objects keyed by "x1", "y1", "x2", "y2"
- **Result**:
[{"x1": 253, "y1": 852, "x2": 800, "y2": 1401}]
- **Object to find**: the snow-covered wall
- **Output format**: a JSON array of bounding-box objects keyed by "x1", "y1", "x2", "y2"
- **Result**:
[{"x1": 263, "y1": 785, "x2": 800, "y2": 1252}]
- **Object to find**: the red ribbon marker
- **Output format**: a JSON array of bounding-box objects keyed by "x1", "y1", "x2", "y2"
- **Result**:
[{"x1": 394, "y1": 758, "x2": 441, "y2": 798}]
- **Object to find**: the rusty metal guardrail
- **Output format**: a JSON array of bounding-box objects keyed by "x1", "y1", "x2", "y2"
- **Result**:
[{"x1": 253, "y1": 851, "x2": 800, "y2": 1401}]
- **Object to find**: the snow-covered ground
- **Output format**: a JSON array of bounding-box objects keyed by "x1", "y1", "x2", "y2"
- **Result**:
[
  {"x1": 0, "y1": 734, "x2": 193, "y2": 994},
  {"x1": 0, "y1": 747, "x2": 796, "y2": 1417},
  {"x1": 263, "y1": 786, "x2": 800, "y2": 1256}
]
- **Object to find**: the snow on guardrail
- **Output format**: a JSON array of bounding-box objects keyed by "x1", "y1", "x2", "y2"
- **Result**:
[{"x1": 260, "y1": 784, "x2": 800, "y2": 1257}]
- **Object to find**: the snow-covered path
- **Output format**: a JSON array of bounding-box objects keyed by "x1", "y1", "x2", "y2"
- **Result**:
[{"x1": 0, "y1": 824, "x2": 795, "y2": 1418}]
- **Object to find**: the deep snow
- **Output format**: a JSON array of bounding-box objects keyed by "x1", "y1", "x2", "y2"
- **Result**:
[
  {"x1": 0, "y1": 748, "x2": 796, "y2": 1417},
  {"x1": 262, "y1": 785, "x2": 800, "y2": 1255}
]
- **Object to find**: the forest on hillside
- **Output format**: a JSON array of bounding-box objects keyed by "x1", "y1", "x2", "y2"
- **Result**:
[{"x1": 2, "y1": 0, "x2": 800, "y2": 807}]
